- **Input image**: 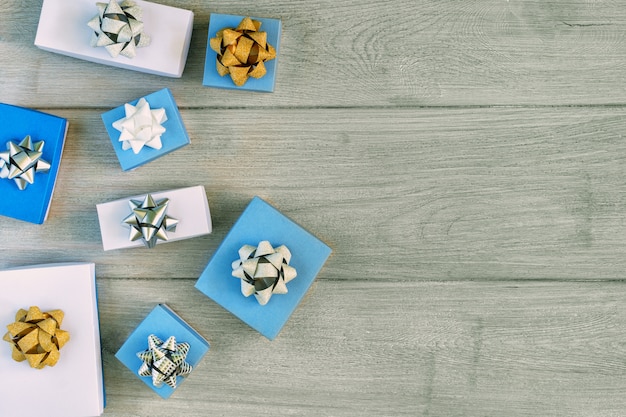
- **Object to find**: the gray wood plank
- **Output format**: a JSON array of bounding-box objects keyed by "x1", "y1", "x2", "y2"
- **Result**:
[
  {"x1": 2, "y1": 1, "x2": 626, "y2": 107},
  {"x1": 1, "y1": 107, "x2": 625, "y2": 280},
  {"x1": 2, "y1": 2, "x2": 626, "y2": 417},
  {"x1": 97, "y1": 278, "x2": 626, "y2": 416}
]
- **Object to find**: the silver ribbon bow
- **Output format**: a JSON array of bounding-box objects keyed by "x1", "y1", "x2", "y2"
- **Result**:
[
  {"x1": 87, "y1": 0, "x2": 151, "y2": 58},
  {"x1": 122, "y1": 194, "x2": 178, "y2": 248},
  {"x1": 0, "y1": 136, "x2": 51, "y2": 190},
  {"x1": 231, "y1": 240, "x2": 298, "y2": 305},
  {"x1": 137, "y1": 334, "x2": 192, "y2": 389}
]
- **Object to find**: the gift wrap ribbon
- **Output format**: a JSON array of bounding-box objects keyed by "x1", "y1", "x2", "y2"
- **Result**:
[
  {"x1": 3, "y1": 306, "x2": 69, "y2": 369},
  {"x1": 87, "y1": 0, "x2": 151, "y2": 58},
  {"x1": 0, "y1": 136, "x2": 50, "y2": 190},
  {"x1": 122, "y1": 193, "x2": 179, "y2": 248},
  {"x1": 137, "y1": 334, "x2": 192, "y2": 389},
  {"x1": 232, "y1": 240, "x2": 297, "y2": 305},
  {"x1": 210, "y1": 17, "x2": 277, "y2": 86}
]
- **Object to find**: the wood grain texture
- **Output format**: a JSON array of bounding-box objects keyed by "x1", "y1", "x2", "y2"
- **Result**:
[
  {"x1": 1, "y1": 0, "x2": 626, "y2": 107},
  {"x1": 1, "y1": 107, "x2": 625, "y2": 280},
  {"x1": 97, "y1": 279, "x2": 626, "y2": 417},
  {"x1": 2, "y1": 0, "x2": 626, "y2": 416}
]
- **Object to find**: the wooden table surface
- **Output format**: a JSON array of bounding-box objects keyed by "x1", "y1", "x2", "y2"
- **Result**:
[{"x1": 2, "y1": 1, "x2": 626, "y2": 416}]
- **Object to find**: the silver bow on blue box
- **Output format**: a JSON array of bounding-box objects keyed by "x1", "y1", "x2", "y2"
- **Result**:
[
  {"x1": 0, "y1": 136, "x2": 51, "y2": 190},
  {"x1": 137, "y1": 334, "x2": 192, "y2": 389}
]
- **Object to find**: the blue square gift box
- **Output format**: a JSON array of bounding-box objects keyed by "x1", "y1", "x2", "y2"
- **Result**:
[
  {"x1": 0, "y1": 103, "x2": 68, "y2": 224},
  {"x1": 195, "y1": 197, "x2": 332, "y2": 340},
  {"x1": 203, "y1": 13, "x2": 282, "y2": 92},
  {"x1": 115, "y1": 304, "x2": 210, "y2": 399},
  {"x1": 101, "y1": 88, "x2": 190, "y2": 171}
]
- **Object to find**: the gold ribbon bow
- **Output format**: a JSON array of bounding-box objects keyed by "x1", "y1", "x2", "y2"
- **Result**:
[
  {"x1": 3, "y1": 306, "x2": 70, "y2": 369},
  {"x1": 210, "y1": 17, "x2": 277, "y2": 86}
]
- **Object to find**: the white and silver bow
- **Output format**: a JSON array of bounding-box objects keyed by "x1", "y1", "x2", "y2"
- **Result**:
[
  {"x1": 232, "y1": 240, "x2": 297, "y2": 305},
  {"x1": 87, "y1": 0, "x2": 151, "y2": 58}
]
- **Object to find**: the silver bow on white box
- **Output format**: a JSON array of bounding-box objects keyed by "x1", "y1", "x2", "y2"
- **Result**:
[
  {"x1": 0, "y1": 136, "x2": 51, "y2": 190},
  {"x1": 122, "y1": 194, "x2": 178, "y2": 248},
  {"x1": 232, "y1": 240, "x2": 297, "y2": 305},
  {"x1": 87, "y1": 0, "x2": 151, "y2": 58}
]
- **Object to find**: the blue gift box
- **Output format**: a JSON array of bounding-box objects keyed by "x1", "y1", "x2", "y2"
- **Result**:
[
  {"x1": 115, "y1": 304, "x2": 210, "y2": 399},
  {"x1": 203, "y1": 13, "x2": 282, "y2": 92},
  {"x1": 101, "y1": 88, "x2": 190, "y2": 171},
  {"x1": 0, "y1": 103, "x2": 68, "y2": 224},
  {"x1": 195, "y1": 197, "x2": 332, "y2": 340}
]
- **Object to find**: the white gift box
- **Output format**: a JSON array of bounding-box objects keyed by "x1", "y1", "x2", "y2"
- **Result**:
[
  {"x1": 35, "y1": 0, "x2": 194, "y2": 78},
  {"x1": 96, "y1": 185, "x2": 212, "y2": 251},
  {"x1": 0, "y1": 263, "x2": 104, "y2": 417}
]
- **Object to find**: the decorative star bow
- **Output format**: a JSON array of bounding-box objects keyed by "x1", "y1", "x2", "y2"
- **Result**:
[
  {"x1": 0, "y1": 136, "x2": 51, "y2": 190},
  {"x1": 137, "y1": 334, "x2": 192, "y2": 389},
  {"x1": 112, "y1": 98, "x2": 167, "y2": 154},
  {"x1": 122, "y1": 194, "x2": 178, "y2": 248},
  {"x1": 87, "y1": 0, "x2": 151, "y2": 58},
  {"x1": 231, "y1": 240, "x2": 297, "y2": 305},
  {"x1": 210, "y1": 17, "x2": 277, "y2": 86},
  {"x1": 2, "y1": 306, "x2": 70, "y2": 369}
]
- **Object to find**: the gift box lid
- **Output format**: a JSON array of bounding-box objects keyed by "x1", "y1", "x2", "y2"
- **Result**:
[
  {"x1": 115, "y1": 304, "x2": 210, "y2": 399},
  {"x1": 195, "y1": 196, "x2": 332, "y2": 340},
  {"x1": 35, "y1": 0, "x2": 194, "y2": 78},
  {"x1": 203, "y1": 13, "x2": 282, "y2": 92},
  {"x1": 101, "y1": 88, "x2": 190, "y2": 171},
  {"x1": 0, "y1": 263, "x2": 104, "y2": 417},
  {"x1": 0, "y1": 103, "x2": 68, "y2": 224}
]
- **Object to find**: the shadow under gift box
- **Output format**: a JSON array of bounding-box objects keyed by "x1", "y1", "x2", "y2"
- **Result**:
[
  {"x1": 0, "y1": 103, "x2": 68, "y2": 224},
  {"x1": 195, "y1": 197, "x2": 332, "y2": 340},
  {"x1": 35, "y1": 0, "x2": 194, "y2": 78},
  {"x1": 0, "y1": 263, "x2": 104, "y2": 417},
  {"x1": 203, "y1": 13, "x2": 282, "y2": 92},
  {"x1": 101, "y1": 88, "x2": 190, "y2": 171},
  {"x1": 115, "y1": 304, "x2": 210, "y2": 399}
]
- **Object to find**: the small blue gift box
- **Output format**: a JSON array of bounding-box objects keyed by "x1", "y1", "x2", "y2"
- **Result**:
[
  {"x1": 115, "y1": 304, "x2": 209, "y2": 399},
  {"x1": 101, "y1": 88, "x2": 190, "y2": 171},
  {"x1": 0, "y1": 103, "x2": 68, "y2": 224},
  {"x1": 203, "y1": 13, "x2": 282, "y2": 92},
  {"x1": 195, "y1": 197, "x2": 332, "y2": 340}
]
